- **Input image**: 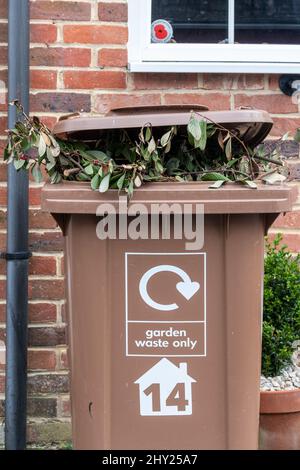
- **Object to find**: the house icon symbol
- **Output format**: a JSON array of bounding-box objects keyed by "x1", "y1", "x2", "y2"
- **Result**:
[{"x1": 135, "y1": 358, "x2": 196, "y2": 416}]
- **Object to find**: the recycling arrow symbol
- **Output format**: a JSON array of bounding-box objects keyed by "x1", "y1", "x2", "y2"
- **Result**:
[{"x1": 139, "y1": 265, "x2": 200, "y2": 311}]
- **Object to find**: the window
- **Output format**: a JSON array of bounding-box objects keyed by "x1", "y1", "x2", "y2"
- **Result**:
[{"x1": 128, "y1": 0, "x2": 300, "y2": 73}]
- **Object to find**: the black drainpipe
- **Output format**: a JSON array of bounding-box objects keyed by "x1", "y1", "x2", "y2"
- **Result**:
[{"x1": 4, "y1": 0, "x2": 30, "y2": 450}]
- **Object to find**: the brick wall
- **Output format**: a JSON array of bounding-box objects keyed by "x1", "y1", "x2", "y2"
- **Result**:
[{"x1": 0, "y1": 0, "x2": 299, "y2": 446}]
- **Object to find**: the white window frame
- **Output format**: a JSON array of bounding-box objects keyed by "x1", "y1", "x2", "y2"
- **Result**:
[{"x1": 128, "y1": 0, "x2": 300, "y2": 73}]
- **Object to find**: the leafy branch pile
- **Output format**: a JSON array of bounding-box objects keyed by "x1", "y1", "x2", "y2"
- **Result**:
[{"x1": 4, "y1": 101, "x2": 293, "y2": 198}]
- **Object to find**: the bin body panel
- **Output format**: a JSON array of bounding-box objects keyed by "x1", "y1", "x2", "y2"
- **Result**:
[{"x1": 64, "y1": 213, "x2": 264, "y2": 450}]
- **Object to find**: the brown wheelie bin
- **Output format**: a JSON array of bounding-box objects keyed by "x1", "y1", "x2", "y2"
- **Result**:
[{"x1": 41, "y1": 106, "x2": 297, "y2": 450}]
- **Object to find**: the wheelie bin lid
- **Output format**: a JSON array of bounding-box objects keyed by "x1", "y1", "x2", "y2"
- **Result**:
[{"x1": 52, "y1": 104, "x2": 273, "y2": 148}]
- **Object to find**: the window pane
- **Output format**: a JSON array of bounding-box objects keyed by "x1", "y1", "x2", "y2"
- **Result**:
[
  {"x1": 235, "y1": 0, "x2": 300, "y2": 44},
  {"x1": 151, "y1": 0, "x2": 229, "y2": 44}
]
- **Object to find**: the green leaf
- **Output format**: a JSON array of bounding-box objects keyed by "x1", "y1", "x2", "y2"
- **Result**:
[
  {"x1": 187, "y1": 117, "x2": 201, "y2": 141},
  {"x1": 85, "y1": 150, "x2": 109, "y2": 162},
  {"x1": 201, "y1": 173, "x2": 230, "y2": 182},
  {"x1": 84, "y1": 164, "x2": 94, "y2": 176},
  {"x1": 145, "y1": 126, "x2": 152, "y2": 143},
  {"x1": 38, "y1": 135, "x2": 47, "y2": 157},
  {"x1": 148, "y1": 137, "x2": 156, "y2": 155},
  {"x1": 99, "y1": 173, "x2": 111, "y2": 193},
  {"x1": 91, "y1": 173, "x2": 100, "y2": 190},
  {"x1": 117, "y1": 173, "x2": 126, "y2": 191},
  {"x1": 198, "y1": 120, "x2": 207, "y2": 151},
  {"x1": 31, "y1": 164, "x2": 43, "y2": 183},
  {"x1": 14, "y1": 159, "x2": 26, "y2": 170},
  {"x1": 226, "y1": 157, "x2": 240, "y2": 169}
]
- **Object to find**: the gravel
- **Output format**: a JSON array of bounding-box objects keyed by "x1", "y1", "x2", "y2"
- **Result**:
[{"x1": 261, "y1": 347, "x2": 300, "y2": 391}]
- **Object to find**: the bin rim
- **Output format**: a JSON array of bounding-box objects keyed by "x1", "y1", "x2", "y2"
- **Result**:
[{"x1": 41, "y1": 180, "x2": 298, "y2": 216}]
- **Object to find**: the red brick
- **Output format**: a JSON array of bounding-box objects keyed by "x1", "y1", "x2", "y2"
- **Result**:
[
  {"x1": 0, "y1": 115, "x2": 7, "y2": 134},
  {"x1": 28, "y1": 373, "x2": 69, "y2": 393},
  {"x1": 98, "y1": 2, "x2": 128, "y2": 22},
  {"x1": 63, "y1": 24, "x2": 128, "y2": 45},
  {"x1": 63, "y1": 70, "x2": 126, "y2": 90},
  {"x1": 28, "y1": 326, "x2": 66, "y2": 347},
  {"x1": 29, "y1": 210, "x2": 57, "y2": 229},
  {"x1": 268, "y1": 232, "x2": 300, "y2": 253},
  {"x1": 30, "y1": 1, "x2": 91, "y2": 21},
  {"x1": 0, "y1": 254, "x2": 56, "y2": 276},
  {"x1": 0, "y1": 209, "x2": 5, "y2": 228},
  {"x1": 0, "y1": 0, "x2": 7, "y2": 19},
  {"x1": 269, "y1": 75, "x2": 281, "y2": 91},
  {"x1": 29, "y1": 231, "x2": 64, "y2": 252},
  {"x1": 234, "y1": 94, "x2": 298, "y2": 114},
  {"x1": 0, "y1": 187, "x2": 7, "y2": 206},
  {"x1": 272, "y1": 211, "x2": 300, "y2": 229},
  {"x1": 30, "y1": 92, "x2": 90, "y2": 113},
  {"x1": 98, "y1": 48, "x2": 127, "y2": 67},
  {"x1": 93, "y1": 93, "x2": 161, "y2": 114},
  {"x1": 26, "y1": 398, "x2": 57, "y2": 418},
  {"x1": 30, "y1": 24, "x2": 57, "y2": 44},
  {"x1": 269, "y1": 117, "x2": 300, "y2": 137},
  {"x1": 0, "y1": 302, "x2": 57, "y2": 324},
  {"x1": 31, "y1": 70, "x2": 57, "y2": 90},
  {"x1": 29, "y1": 186, "x2": 42, "y2": 206},
  {"x1": 29, "y1": 302, "x2": 57, "y2": 324},
  {"x1": 0, "y1": 141, "x2": 6, "y2": 153},
  {"x1": 0, "y1": 303, "x2": 5, "y2": 322},
  {"x1": 30, "y1": 47, "x2": 91, "y2": 67},
  {"x1": 164, "y1": 93, "x2": 231, "y2": 111},
  {"x1": 0, "y1": 21, "x2": 6, "y2": 42},
  {"x1": 28, "y1": 349, "x2": 56, "y2": 371},
  {"x1": 0, "y1": 374, "x2": 5, "y2": 393},
  {"x1": 0, "y1": 46, "x2": 7, "y2": 65},
  {"x1": 29, "y1": 255, "x2": 57, "y2": 276},
  {"x1": 60, "y1": 350, "x2": 68, "y2": 370},
  {"x1": 133, "y1": 73, "x2": 198, "y2": 90},
  {"x1": 29, "y1": 279, "x2": 65, "y2": 300},
  {"x1": 202, "y1": 74, "x2": 264, "y2": 91}
]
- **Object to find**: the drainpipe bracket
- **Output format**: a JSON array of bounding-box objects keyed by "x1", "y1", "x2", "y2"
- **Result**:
[{"x1": 0, "y1": 251, "x2": 32, "y2": 260}]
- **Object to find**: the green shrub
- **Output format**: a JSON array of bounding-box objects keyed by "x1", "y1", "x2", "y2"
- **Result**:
[{"x1": 262, "y1": 234, "x2": 300, "y2": 377}]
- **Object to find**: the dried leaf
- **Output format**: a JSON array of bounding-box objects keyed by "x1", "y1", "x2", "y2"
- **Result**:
[
  {"x1": 161, "y1": 130, "x2": 172, "y2": 147},
  {"x1": 41, "y1": 131, "x2": 51, "y2": 147},
  {"x1": 209, "y1": 180, "x2": 226, "y2": 189},
  {"x1": 262, "y1": 172, "x2": 287, "y2": 185},
  {"x1": 225, "y1": 138, "x2": 232, "y2": 161}
]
